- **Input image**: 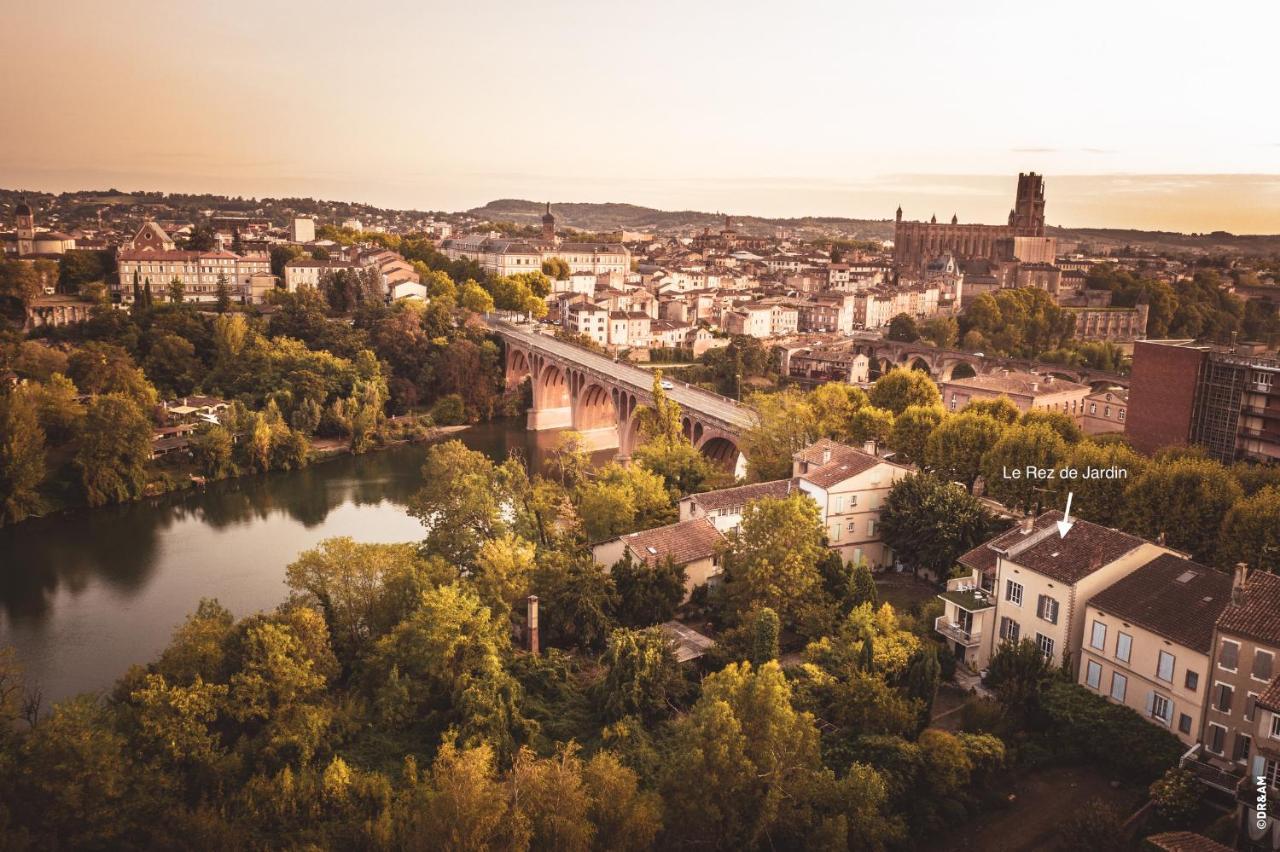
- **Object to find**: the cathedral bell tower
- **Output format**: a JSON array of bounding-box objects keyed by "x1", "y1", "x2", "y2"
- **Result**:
[
  {"x1": 15, "y1": 198, "x2": 35, "y2": 256},
  {"x1": 541, "y1": 202, "x2": 556, "y2": 243}
]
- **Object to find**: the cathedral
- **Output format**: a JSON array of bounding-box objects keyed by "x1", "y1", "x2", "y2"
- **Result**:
[{"x1": 892, "y1": 173, "x2": 1053, "y2": 272}]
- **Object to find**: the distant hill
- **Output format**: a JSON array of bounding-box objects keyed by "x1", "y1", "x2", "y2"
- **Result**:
[{"x1": 469, "y1": 199, "x2": 1280, "y2": 255}]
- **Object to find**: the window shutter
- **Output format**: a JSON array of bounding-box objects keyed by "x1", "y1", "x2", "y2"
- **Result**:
[
  {"x1": 1145, "y1": 691, "x2": 1155, "y2": 716},
  {"x1": 1036, "y1": 596, "x2": 1044, "y2": 618},
  {"x1": 1254, "y1": 755, "x2": 1267, "y2": 777}
]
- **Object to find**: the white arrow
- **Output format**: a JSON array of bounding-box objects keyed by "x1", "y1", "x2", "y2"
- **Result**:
[{"x1": 1057, "y1": 492, "x2": 1075, "y2": 538}]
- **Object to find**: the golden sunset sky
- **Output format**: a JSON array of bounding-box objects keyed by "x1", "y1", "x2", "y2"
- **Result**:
[{"x1": 3, "y1": 0, "x2": 1278, "y2": 232}]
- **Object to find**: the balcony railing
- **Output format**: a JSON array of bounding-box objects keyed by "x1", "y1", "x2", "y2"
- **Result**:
[
  {"x1": 1180, "y1": 743, "x2": 1247, "y2": 795},
  {"x1": 935, "y1": 615, "x2": 981, "y2": 646}
]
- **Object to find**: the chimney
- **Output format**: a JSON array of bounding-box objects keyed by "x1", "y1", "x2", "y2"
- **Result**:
[
  {"x1": 862, "y1": 439, "x2": 877, "y2": 456},
  {"x1": 1030, "y1": 381, "x2": 1039, "y2": 392},
  {"x1": 822, "y1": 448, "x2": 831, "y2": 464},
  {"x1": 1156, "y1": 531, "x2": 1166, "y2": 546},
  {"x1": 1001, "y1": 368, "x2": 1011, "y2": 377},
  {"x1": 1044, "y1": 375, "x2": 1055, "y2": 385},
  {"x1": 527, "y1": 595, "x2": 540, "y2": 655},
  {"x1": 1020, "y1": 513, "x2": 1035, "y2": 534},
  {"x1": 1232, "y1": 563, "x2": 1249, "y2": 606}
]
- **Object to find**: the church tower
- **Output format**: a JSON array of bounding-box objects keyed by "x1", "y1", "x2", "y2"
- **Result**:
[
  {"x1": 15, "y1": 198, "x2": 35, "y2": 256},
  {"x1": 1011, "y1": 172, "x2": 1046, "y2": 236},
  {"x1": 541, "y1": 202, "x2": 555, "y2": 243}
]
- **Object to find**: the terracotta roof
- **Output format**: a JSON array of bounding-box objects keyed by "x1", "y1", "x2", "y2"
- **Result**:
[
  {"x1": 944, "y1": 371, "x2": 1089, "y2": 397},
  {"x1": 117, "y1": 250, "x2": 242, "y2": 261},
  {"x1": 793, "y1": 438, "x2": 899, "y2": 489},
  {"x1": 620, "y1": 517, "x2": 724, "y2": 567},
  {"x1": 686, "y1": 478, "x2": 796, "y2": 512},
  {"x1": 1088, "y1": 554, "x2": 1231, "y2": 653},
  {"x1": 1145, "y1": 832, "x2": 1234, "y2": 852},
  {"x1": 1256, "y1": 674, "x2": 1280, "y2": 713},
  {"x1": 998, "y1": 511, "x2": 1147, "y2": 584},
  {"x1": 1216, "y1": 570, "x2": 1280, "y2": 647}
]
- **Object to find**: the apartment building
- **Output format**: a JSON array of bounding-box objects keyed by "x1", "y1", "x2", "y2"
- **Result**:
[
  {"x1": 937, "y1": 511, "x2": 1177, "y2": 671},
  {"x1": 791, "y1": 439, "x2": 914, "y2": 567},
  {"x1": 940, "y1": 370, "x2": 1092, "y2": 421},
  {"x1": 1127, "y1": 339, "x2": 1280, "y2": 463},
  {"x1": 115, "y1": 221, "x2": 271, "y2": 305},
  {"x1": 678, "y1": 479, "x2": 798, "y2": 533},
  {"x1": 1078, "y1": 554, "x2": 1231, "y2": 745},
  {"x1": 591, "y1": 517, "x2": 727, "y2": 601},
  {"x1": 282, "y1": 257, "x2": 360, "y2": 292},
  {"x1": 1082, "y1": 388, "x2": 1128, "y2": 435},
  {"x1": 1183, "y1": 568, "x2": 1280, "y2": 816}
]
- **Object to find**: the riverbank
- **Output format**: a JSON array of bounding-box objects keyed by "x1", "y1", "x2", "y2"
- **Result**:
[{"x1": 13, "y1": 421, "x2": 474, "y2": 528}]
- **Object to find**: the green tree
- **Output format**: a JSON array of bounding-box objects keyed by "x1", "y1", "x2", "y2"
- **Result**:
[
  {"x1": 740, "y1": 389, "x2": 817, "y2": 481},
  {"x1": 1149, "y1": 767, "x2": 1199, "y2": 828},
  {"x1": 746, "y1": 606, "x2": 780, "y2": 666},
  {"x1": 76, "y1": 393, "x2": 153, "y2": 507},
  {"x1": 167, "y1": 276, "x2": 185, "y2": 304},
  {"x1": 869, "y1": 368, "x2": 942, "y2": 415},
  {"x1": 885, "y1": 313, "x2": 920, "y2": 342},
  {"x1": 0, "y1": 390, "x2": 46, "y2": 524},
  {"x1": 458, "y1": 280, "x2": 495, "y2": 314},
  {"x1": 848, "y1": 405, "x2": 895, "y2": 447},
  {"x1": 1218, "y1": 487, "x2": 1280, "y2": 573},
  {"x1": 410, "y1": 440, "x2": 507, "y2": 565},
  {"x1": 890, "y1": 404, "x2": 943, "y2": 464},
  {"x1": 1122, "y1": 456, "x2": 1243, "y2": 562},
  {"x1": 576, "y1": 462, "x2": 673, "y2": 541},
  {"x1": 723, "y1": 493, "x2": 829, "y2": 635},
  {"x1": 541, "y1": 256, "x2": 571, "y2": 280},
  {"x1": 26, "y1": 372, "x2": 86, "y2": 443},
  {"x1": 1019, "y1": 408, "x2": 1083, "y2": 443},
  {"x1": 1053, "y1": 439, "x2": 1146, "y2": 526},
  {"x1": 984, "y1": 639, "x2": 1054, "y2": 723},
  {"x1": 809, "y1": 382, "x2": 868, "y2": 440},
  {"x1": 611, "y1": 553, "x2": 686, "y2": 627},
  {"x1": 599, "y1": 627, "x2": 683, "y2": 722},
  {"x1": 878, "y1": 474, "x2": 996, "y2": 578},
  {"x1": 190, "y1": 423, "x2": 235, "y2": 478},
  {"x1": 962, "y1": 396, "x2": 1021, "y2": 424},
  {"x1": 981, "y1": 423, "x2": 1068, "y2": 512},
  {"x1": 215, "y1": 273, "x2": 232, "y2": 313},
  {"x1": 924, "y1": 412, "x2": 1005, "y2": 492},
  {"x1": 902, "y1": 645, "x2": 942, "y2": 733},
  {"x1": 920, "y1": 316, "x2": 959, "y2": 348}
]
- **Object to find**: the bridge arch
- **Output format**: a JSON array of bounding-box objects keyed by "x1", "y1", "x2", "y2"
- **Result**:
[
  {"x1": 535, "y1": 362, "x2": 571, "y2": 410},
  {"x1": 939, "y1": 360, "x2": 977, "y2": 381},
  {"x1": 574, "y1": 381, "x2": 618, "y2": 433},
  {"x1": 698, "y1": 435, "x2": 740, "y2": 469}
]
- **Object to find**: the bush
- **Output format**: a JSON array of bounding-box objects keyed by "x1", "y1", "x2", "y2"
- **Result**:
[
  {"x1": 1038, "y1": 681, "x2": 1184, "y2": 781},
  {"x1": 428, "y1": 393, "x2": 467, "y2": 425},
  {"x1": 1061, "y1": 797, "x2": 1127, "y2": 852}
]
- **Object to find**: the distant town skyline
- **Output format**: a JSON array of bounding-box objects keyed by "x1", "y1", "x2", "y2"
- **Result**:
[{"x1": 4, "y1": 1, "x2": 1279, "y2": 233}]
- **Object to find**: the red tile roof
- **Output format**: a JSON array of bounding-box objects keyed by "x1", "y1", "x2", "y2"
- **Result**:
[
  {"x1": 1216, "y1": 570, "x2": 1280, "y2": 648},
  {"x1": 685, "y1": 478, "x2": 797, "y2": 512},
  {"x1": 620, "y1": 517, "x2": 724, "y2": 567},
  {"x1": 1087, "y1": 554, "x2": 1232, "y2": 653}
]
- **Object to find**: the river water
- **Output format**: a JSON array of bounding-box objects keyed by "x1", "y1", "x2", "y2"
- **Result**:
[{"x1": 0, "y1": 420, "x2": 586, "y2": 704}]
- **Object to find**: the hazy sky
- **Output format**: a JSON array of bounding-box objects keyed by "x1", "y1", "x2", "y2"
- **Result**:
[{"x1": 4, "y1": 0, "x2": 1279, "y2": 232}]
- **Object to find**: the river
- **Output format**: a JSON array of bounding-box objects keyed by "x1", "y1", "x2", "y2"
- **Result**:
[{"x1": 0, "y1": 419, "x2": 593, "y2": 704}]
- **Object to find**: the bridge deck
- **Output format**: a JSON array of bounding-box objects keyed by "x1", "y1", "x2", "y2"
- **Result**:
[{"x1": 488, "y1": 320, "x2": 758, "y2": 432}]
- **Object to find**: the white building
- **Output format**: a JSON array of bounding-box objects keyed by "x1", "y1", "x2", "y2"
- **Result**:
[
  {"x1": 115, "y1": 222, "x2": 270, "y2": 305},
  {"x1": 290, "y1": 217, "x2": 316, "y2": 243}
]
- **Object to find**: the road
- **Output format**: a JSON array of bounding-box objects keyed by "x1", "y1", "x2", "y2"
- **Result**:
[{"x1": 487, "y1": 320, "x2": 758, "y2": 433}]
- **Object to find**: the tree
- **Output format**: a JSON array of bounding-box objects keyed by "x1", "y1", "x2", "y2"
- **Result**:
[
  {"x1": 809, "y1": 382, "x2": 868, "y2": 440},
  {"x1": 1149, "y1": 767, "x2": 1199, "y2": 828},
  {"x1": 925, "y1": 412, "x2": 1005, "y2": 492},
  {"x1": 902, "y1": 646, "x2": 941, "y2": 733},
  {"x1": 1053, "y1": 439, "x2": 1146, "y2": 526},
  {"x1": 869, "y1": 368, "x2": 941, "y2": 415},
  {"x1": 410, "y1": 440, "x2": 507, "y2": 565},
  {"x1": 1218, "y1": 487, "x2": 1280, "y2": 573},
  {"x1": 879, "y1": 474, "x2": 996, "y2": 578},
  {"x1": 215, "y1": 273, "x2": 232, "y2": 313},
  {"x1": 76, "y1": 393, "x2": 153, "y2": 507},
  {"x1": 920, "y1": 316, "x2": 959, "y2": 348},
  {"x1": 580, "y1": 750, "x2": 662, "y2": 852},
  {"x1": 890, "y1": 404, "x2": 943, "y2": 464},
  {"x1": 740, "y1": 389, "x2": 817, "y2": 481},
  {"x1": 611, "y1": 553, "x2": 686, "y2": 627},
  {"x1": 23, "y1": 373, "x2": 85, "y2": 444},
  {"x1": 962, "y1": 396, "x2": 1020, "y2": 424},
  {"x1": 576, "y1": 462, "x2": 673, "y2": 541},
  {"x1": 1122, "y1": 456, "x2": 1243, "y2": 562},
  {"x1": 541, "y1": 257, "x2": 571, "y2": 280},
  {"x1": 1019, "y1": 408, "x2": 1083, "y2": 443},
  {"x1": 472, "y1": 532, "x2": 538, "y2": 617},
  {"x1": 532, "y1": 551, "x2": 619, "y2": 652},
  {"x1": 848, "y1": 405, "x2": 895, "y2": 447},
  {"x1": 167, "y1": 276, "x2": 185, "y2": 304},
  {"x1": 143, "y1": 332, "x2": 201, "y2": 397},
  {"x1": 67, "y1": 341, "x2": 157, "y2": 406},
  {"x1": 723, "y1": 493, "x2": 829, "y2": 635},
  {"x1": 746, "y1": 606, "x2": 780, "y2": 665},
  {"x1": 458, "y1": 280, "x2": 495, "y2": 314},
  {"x1": 599, "y1": 627, "x2": 683, "y2": 722},
  {"x1": 984, "y1": 639, "x2": 1054, "y2": 723},
  {"x1": 286, "y1": 537, "x2": 448, "y2": 665},
  {"x1": 0, "y1": 390, "x2": 46, "y2": 524},
  {"x1": 980, "y1": 423, "x2": 1068, "y2": 512},
  {"x1": 849, "y1": 557, "x2": 878, "y2": 607},
  {"x1": 886, "y1": 313, "x2": 920, "y2": 342},
  {"x1": 401, "y1": 741, "x2": 512, "y2": 851},
  {"x1": 190, "y1": 423, "x2": 235, "y2": 478}
]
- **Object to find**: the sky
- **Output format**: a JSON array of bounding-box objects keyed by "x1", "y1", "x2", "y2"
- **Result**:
[{"x1": 3, "y1": 0, "x2": 1279, "y2": 233}]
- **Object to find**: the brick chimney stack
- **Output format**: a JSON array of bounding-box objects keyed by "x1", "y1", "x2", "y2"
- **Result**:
[
  {"x1": 527, "y1": 595, "x2": 540, "y2": 656},
  {"x1": 1232, "y1": 563, "x2": 1249, "y2": 606}
]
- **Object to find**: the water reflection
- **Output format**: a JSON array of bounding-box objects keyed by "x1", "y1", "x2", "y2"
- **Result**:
[{"x1": 0, "y1": 419, "x2": 596, "y2": 702}]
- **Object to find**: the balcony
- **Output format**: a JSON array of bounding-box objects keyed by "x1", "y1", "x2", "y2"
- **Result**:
[
  {"x1": 939, "y1": 580, "x2": 995, "y2": 612},
  {"x1": 935, "y1": 615, "x2": 982, "y2": 647},
  {"x1": 1180, "y1": 743, "x2": 1247, "y2": 795}
]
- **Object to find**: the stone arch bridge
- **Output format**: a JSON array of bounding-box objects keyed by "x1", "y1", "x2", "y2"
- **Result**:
[
  {"x1": 851, "y1": 337, "x2": 1130, "y2": 389},
  {"x1": 490, "y1": 320, "x2": 756, "y2": 473}
]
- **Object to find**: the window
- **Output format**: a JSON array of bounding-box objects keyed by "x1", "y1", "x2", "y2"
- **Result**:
[
  {"x1": 1234, "y1": 733, "x2": 1253, "y2": 763},
  {"x1": 1149, "y1": 693, "x2": 1172, "y2": 724},
  {"x1": 1036, "y1": 595, "x2": 1060, "y2": 625},
  {"x1": 1090, "y1": 620, "x2": 1107, "y2": 650},
  {"x1": 999, "y1": 617, "x2": 1020, "y2": 642},
  {"x1": 1267, "y1": 759, "x2": 1280, "y2": 791},
  {"x1": 1005, "y1": 580, "x2": 1023, "y2": 606},
  {"x1": 1247, "y1": 694, "x2": 1258, "y2": 721},
  {"x1": 1271, "y1": 714, "x2": 1280, "y2": 740},
  {"x1": 1119, "y1": 409, "x2": 1126, "y2": 421},
  {"x1": 1110, "y1": 672, "x2": 1128, "y2": 702},
  {"x1": 867, "y1": 520, "x2": 877, "y2": 536},
  {"x1": 1178, "y1": 713, "x2": 1193, "y2": 735},
  {"x1": 1104, "y1": 405, "x2": 1111, "y2": 417},
  {"x1": 1216, "y1": 682, "x2": 1234, "y2": 713},
  {"x1": 1220, "y1": 639, "x2": 1240, "y2": 671},
  {"x1": 1208, "y1": 723, "x2": 1227, "y2": 755},
  {"x1": 1185, "y1": 670, "x2": 1199, "y2": 691},
  {"x1": 1116, "y1": 632, "x2": 1132, "y2": 663},
  {"x1": 1085, "y1": 660, "x2": 1102, "y2": 689},
  {"x1": 1089, "y1": 403, "x2": 1097, "y2": 415},
  {"x1": 1035, "y1": 633, "x2": 1055, "y2": 659},
  {"x1": 1157, "y1": 651, "x2": 1175, "y2": 683},
  {"x1": 1255, "y1": 650, "x2": 1274, "y2": 681}
]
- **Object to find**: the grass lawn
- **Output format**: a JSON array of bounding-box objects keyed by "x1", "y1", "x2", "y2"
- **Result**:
[
  {"x1": 875, "y1": 572, "x2": 939, "y2": 613},
  {"x1": 936, "y1": 764, "x2": 1146, "y2": 852}
]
